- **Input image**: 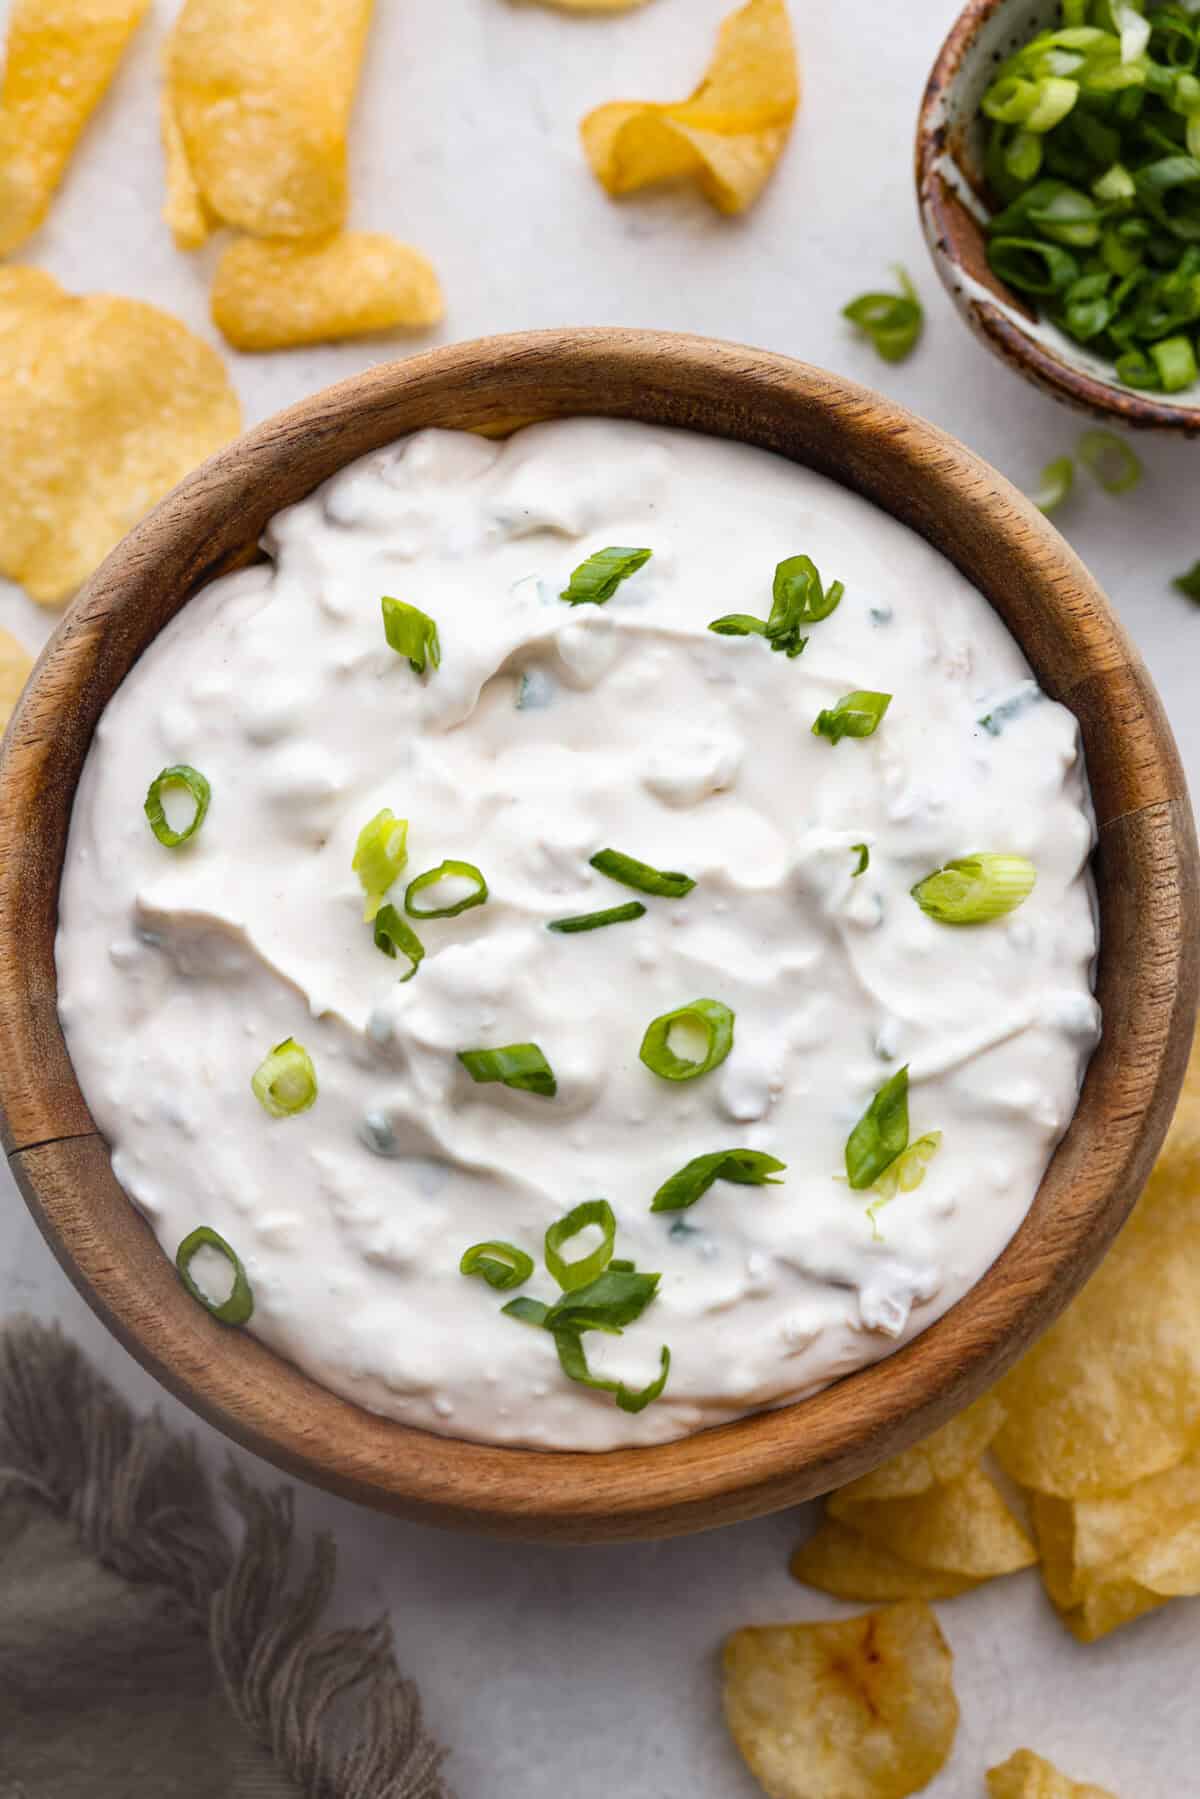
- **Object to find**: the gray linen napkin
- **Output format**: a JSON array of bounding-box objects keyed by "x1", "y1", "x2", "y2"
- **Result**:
[{"x1": 0, "y1": 1319, "x2": 452, "y2": 1799}]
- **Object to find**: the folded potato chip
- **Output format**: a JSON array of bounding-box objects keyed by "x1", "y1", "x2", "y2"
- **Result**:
[
  {"x1": 835, "y1": 1393, "x2": 1007, "y2": 1503},
  {"x1": 987, "y1": 1748, "x2": 1117, "y2": 1798},
  {"x1": 1031, "y1": 1449, "x2": 1200, "y2": 1609},
  {"x1": 0, "y1": 269, "x2": 241, "y2": 605},
  {"x1": 211, "y1": 232, "x2": 443, "y2": 351},
  {"x1": 0, "y1": 0, "x2": 149, "y2": 256},
  {"x1": 994, "y1": 1027, "x2": 1200, "y2": 1499},
  {"x1": 828, "y1": 1466, "x2": 1036, "y2": 1580},
  {"x1": 163, "y1": 0, "x2": 374, "y2": 244},
  {"x1": 580, "y1": 0, "x2": 799, "y2": 215},
  {"x1": 722, "y1": 1602, "x2": 958, "y2": 1799},
  {"x1": 789, "y1": 1519, "x2": 979, "y2": 1603},
  {"x1": 1030, "y1": 1493, "x2": 1168, "y2": 1640},
  {"x1": 0, "y1": 628, "x2": 33, "y2": 734}
]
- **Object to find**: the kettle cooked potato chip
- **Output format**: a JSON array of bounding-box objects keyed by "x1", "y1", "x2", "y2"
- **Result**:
[
  {"x1": 211, "y1": 232, "x2": 443, "y2": 351},
  {"x1": 0, "y1": 628, "x2": 33, "y2": 734},
  {"x1": 833, "y1": 1392, "x2": 1007, "y2": 1503},
  {"x1": 0, "y1": 268, "x2": 241, "y2": 605},
  {"x1": 581, "y1": 0, "x2": 799, "y2": 215},
  {"x1": 0, "y1": 0, "x2": 149, "y2": 255},
  {"x1": 722, "y1": 1602, "x2": 958, "y2": 1799},
  {"x1": 789, "y1": 1519, "x2": 980, "y2": 1603},
  {"x1": 987, "y1": 1748, "x2": 1117, "y2": 1798},
  {"x1": 827, "y1": 1466, "x2": 1036, "y2": 1580},
  {"x1": 163, "y1": 0, "x2": 374, "y2": 244}
]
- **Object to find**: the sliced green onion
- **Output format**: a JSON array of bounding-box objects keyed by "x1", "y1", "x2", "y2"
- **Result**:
[
  {"x1": 548, "y1": 901, "x2": 646, "y2": 933},
  {"x1": 1173, "y1": 558, "x2": 1200, "y2": 599},
  {"x1": 560, "y1": 546, "x2": 652, "y2": 606},
  {"x1": 842, "y1": 269, "x2": 924, "y2": 363},
  {"x1": 251, "y1": 1037, "x2": 318, "y2": 1117},
  {"x1": 544, "y1": 1198, "x2": 617, "y2": 1291},
  {"x1": 709, "y1": 555, "x2": 843, "y2": 659},
  {"x1": 988, "y1": 235, "x2": 1080, "y2": 293},
  {"x1": 404, "y1": 859, "x2": 488, "y2": 919},
  {"x1": 639, "y1": 998, "x2": 735, "y2": 1082},
  {"x1": 812, "y1": 690, "x2": 892, "y2": 745},
  {"x1": 1134, "y1": 154, "x2": 1200, "y2": 240},
  {"x1": 459, "y1": 1240, "x2": 534, "y2": 1291},
  {"x1": 707, "y1": 613, "x2": 769, "y2": 638},
  {"x1": 381, "y1": 596, "x2": 440, "y2": 675},
  {"x1": 144, "y1": 765, "x2": 210, "y2": 848},
  {"x1": 502, "y1": 1295, "x2": 552, "y2": 1327},
  {"x1": 373, "y1": 904, "x2": 424, "y2": 981},
  {"x1": 458, "y1": 1042, "x2": 557, "y2": 1098},
  {"x1": 911, "y1": 853, "x2": 1037, "y2": 924},
  {"x1": 353, "y1": 808, "x2": 408, "y2": 922},
  {"x1": 865, "y1": 1132, "x2": 944, "y2": 1232},
  {"x1": 544, "y1": 1266, "x2": 661, "y2": 1333},
  {"x1": 175, "y1": 1226, "x2": 253, "y2": 1325},
  {"x1": 851, "y1": 843, "x2": 870, "y2": 876},
  {"x1": 1151, "y1": 331, "x2": 1198, "y2": 388},
  {"x1": 553, "y1": 1329, "x2": 671, "y2": 1414},
  {"x1": 650, "y1": 1149, "x2": 786, "y2": 1213},
  {"x1": 1115, "y1": 346, "x2": 1162, "y2": 387},
  {"x1": 845, "y1": 1066, "x2": 910, "y2": 1192},
  {"x1": 1030, "y1": 454, "x2": 1075, "y2": 514},
  {"x1": 1093, "y1": 160, "x2": 1136, "y2": 202},
  {"x1": 589, "y1": 848, "x2": 696, "y2": 898},
  {"x1": 1077, "y1": 428, "x2": 1143, "y2": 492},
  {"x1": 610, "y1": 1258, "x2": 636, "y2": 1272}
]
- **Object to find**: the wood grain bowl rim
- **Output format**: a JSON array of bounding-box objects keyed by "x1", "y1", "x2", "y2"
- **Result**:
[
  {"x1": 916, "y1": 0, "x2": 1200, "y2": 435},
  {"x1": 0, "y1": 328, "x2": 1196, "y2": 1542}
]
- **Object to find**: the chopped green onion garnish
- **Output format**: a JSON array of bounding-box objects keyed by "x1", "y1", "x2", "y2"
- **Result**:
[
  {"x1": 589, "y1": 848, "x2": 696, "y2": 898},
  {"x1": 708, "y1": 614, "x2": 768, "y2": 639},
  {"x1": 842, "y1": 269, "x2": 925, "y2": 362},
  {"x1": 548, "y1": 901, "x2": 646, "y2": 933},
  {"x1": 852, "y1": 843, "x2": 870, "y2": 877},
  {"x1": 544, "y1": 1198, "x2": 617, "y2": 1290},
  {"x1": 458, "y1": 1042, "x2": 557, "y2": 1098},
  {"x1": 144, "y1": 764, "x2": 210, "y2": 848},
  {"x1": 610, "y1": 1258, "x2": 636, "y2": 1272},
  {"x1": 382, "y1": 596, "x2": 440, "y2": 675},
  {"x1": 845, "y1": 1066, "x2": 910, "y2": 1192},
  {"x1": 373, "y1": 903, "x2": 424, "y2": 981},
  {"x1": 1173, "y1": 559, "x2": 1200, "y2": 599},
  {"x1": 812, "y1": 690, "x2": 892, "y2": 745},
  {"x1": 175, "y1": 1225, "x2": 253, "y2": 1325},
  {"x1": 1151, "y1": 331, "x2": 1198, "y2": 388},
  {"x1": 911, "y1": 853, "x2": 1037, "y2": 924},
  {"x1": 459, "y1": 1240, "x2": 534, "y2": 1291},
  {"x1": 639, "y1": 998, "x2": 735, "y2": 1082},
  {"x1": 709, "y1": 555, "x2": 843, "y2": 659},
  {"x1": 865, "y1": 1132, "x2": 943, "y2": 1241},
  {"x1": 251, "y1": 1037, "x2": 318, "y2": 1118},
  {"x1": 502, "y1": 1295, "x2": 552, "y2": 1327},
  {"x1": 544, "y1": 1266, "x2": 661, "y2": 1333},
  {"x1": 650, "y1": 1148, "x2": 786, "y2": 1213},
  {"x1": 404, "y1": 859, "x2": 488, "y2": 919},
  {"x1": 353, "y1": 808, "x2": 409, "y2": 922},
  {"x1": 560, "y1": 546, "x2": 652, "y2": 606},
  {"x1": 553, "y1": 1330, "x2": 671, "y2": 1414},
  {"x1": 1030, "y1": 454, "x2": 1075, "y2": 514}
]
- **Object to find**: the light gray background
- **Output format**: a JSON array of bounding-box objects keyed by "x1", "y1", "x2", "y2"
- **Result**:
[{"x1": 1, "y1": 1, "x2": 1196, "y2": 1791}]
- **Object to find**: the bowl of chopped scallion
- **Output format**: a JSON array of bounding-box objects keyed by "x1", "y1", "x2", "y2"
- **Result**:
[{"x1": 917, "y1": 0, "x2": 1200, "y2": 429}]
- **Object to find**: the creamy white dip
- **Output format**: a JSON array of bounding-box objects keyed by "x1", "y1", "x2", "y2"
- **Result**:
[{"x1": 56, "y1": 419, "x2": 1100, "y2": 1450}]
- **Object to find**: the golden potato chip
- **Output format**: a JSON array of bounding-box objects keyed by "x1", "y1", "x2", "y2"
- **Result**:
[
  {"x1": 160, "y1": 88, "x2": 212, "y2": 252},
  {"x1": 580, "y1": 0, "x2": 799, "y2": 215},
  {"x1": 1031, "y1": 1450, "x2": 1200, "y2": 1608},
  {"x1": 164, "y1": 0, "x2": 374, "y2": 241},
  {"x1": 1030, "y1": 1497, "x2": 1165, "y2": 1639},
  {"x1": 994, "y1": 1027, "x2": 1200, "y2": 1498},
  {"x1": 723, "y1": 1602, "x2": 958, "y2": 1799},
  {"x1": 987, "y1": 1748, "x2": 1117, "y2": 1798},
  {"x1": 789, "y1": 1520, "x2": 979, "y2": 1603},
  {"x1": 0, "y1": 0, "x2": 149, "y2": 256},
  {"x1": 835, "y1": 1393, "x2": 1007, "y2": 1503},
  {"x1": 828, "y1": 1466, "x2": 1036, "y2": 1580},
  {"x1": 1057, "y1": 1577, "x2": 1165, "y2": 1643},
  {"x1": 0, "y1": 270, "x2": 241, "y2": 605},
  {"x1": 0, "y1": 628, "x2": 33, "y2": 734},
  {"x1": 211, "y1": 232, "x2": 443, "y2": 352}
]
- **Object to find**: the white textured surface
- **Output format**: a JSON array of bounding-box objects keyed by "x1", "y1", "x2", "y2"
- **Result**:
[{"x1": 1, "y1": 0, "x2": 1197, "y2": 1792}]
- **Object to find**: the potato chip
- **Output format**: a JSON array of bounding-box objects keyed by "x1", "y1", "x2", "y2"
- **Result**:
[
  {"x1": 211, "y1": 232, "x2": 443, "y2": 352},
  {"x1": 160, "y1": 88, "x2": 212, "y2": 252},
  {"x1": 164, "y1": 0, "x2": 374, "y2": 241},
  {"x1": 828, "y1": 1466, "x2": 1036, "y2": 1580},
  {"x1": 0, "y1": 0, "x2": 149, "y2": 256},
  {"x1": 994, "y1": 1027, "x2": 1200, "y2": 1498},
  {"x1": 0, "y1": 628, "x2": 33, "y2": 734},
  {"x1": 1057, "y1": 1577, "x2": 1165, "y2": 1643},
  {"x1": 723, "y1": 1603, "x2": 958, "y2": 1799},
  {"x1": 1030, "y1": 1495, "x2": 1166, "y2": 1638},
  {"x1": 834, "y1": 1393, "x2": 1007, "y2": 1503},
  {"x1": 580, "y1": 0, "x2": 799, "y2": 215},
  {"x1": 1030, "y1": 1450, "x2": 1200, "y2": 1608},
  {"x1": 789, "y1": 1520, "x2": 979, "y2": 1603},
  {"x1": 987, "y1": 1748, "x2": 1117, "y2": 1798},
  {"x1": 0, "y1": 270, "x2": 241, "y2": 605}
]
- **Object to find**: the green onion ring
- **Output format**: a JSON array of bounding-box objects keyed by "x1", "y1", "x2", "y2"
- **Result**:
[
  {"x1": 911, "y1": 853, "x2": 1037, "y2": 925},
  {"x1": 373, "y1": 904, "x2": 424, "y2": 980},
  {"x1": 176, "y1": 1226, "x2": 254, "y2": 1325},
  {"x1": 553, "y1": 1330, "x2": 671, "y2": 1415},
  {"x1": 404, "y1": 859, "x2": 488, "y2": 919},
  {"x1": 144, "y1": 764, "x2": 210, "y2": 848},
  {"x1": 1030, "y1": 455, "x2": 1075, "y2": 514},
  {"x1": 251, "y1": 1037, "x2": 318, "y2": 1117},
  {"x1": 1077, "y1": 428, "x2": 1143, "y2": 493},
  {"x1": 381, "y1": 596, "x2": 440, "y2": 675},
  {"x1": 638, "y1": 998, "x2": 735, "y2": 1082},
  {"x1": 548, "y1": 902, "x2": 646, "y2": 933},
  {"x1": 544, "y1": 1198, "x2": 617, "y2": 1291},
  {"x1": 459, "y1": 1240, "x2": 535, "y2": 1291}
]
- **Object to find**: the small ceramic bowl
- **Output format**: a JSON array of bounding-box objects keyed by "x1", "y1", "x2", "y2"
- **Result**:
[
  {"x1": 917, "y1": 0, "x2": 1200, "y2": 433},
  {"x1": 0, "y1": 330, "x2": 1196, "y2": 1541}
]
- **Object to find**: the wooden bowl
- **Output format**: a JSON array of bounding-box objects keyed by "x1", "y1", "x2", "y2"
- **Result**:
[
  {"x1": 1, "y1": 329, "x2": 1196, "y2": 1541},
  {"x1": 917, "y1": 0, "x2": 1200, "y2": 434}
]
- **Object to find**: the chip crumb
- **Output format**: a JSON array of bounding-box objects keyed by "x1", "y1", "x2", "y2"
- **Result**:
[
  {"x1": 580, "y1": 0, "x2": 799, "y2": 215},
  {"x1": 211, "y1": 232, "x2": 444, "y2": 352},
  {"x1": 0, "y1": 628, "x2": 33, "y2": 734},
  {"x1": 0, "y1": 0, "x2": 150, "y2": 256},
  {"x1": 987, "y1": 1747, "x2": 1118, "y2": 1798}
]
